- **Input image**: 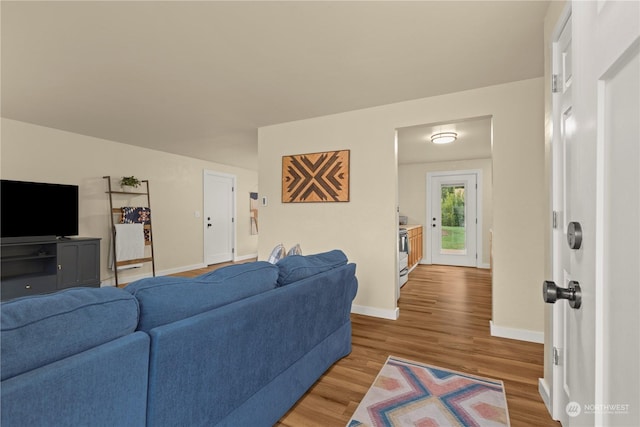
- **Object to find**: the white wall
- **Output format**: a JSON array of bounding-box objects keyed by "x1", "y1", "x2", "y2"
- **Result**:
[
  {"x1": 258, "y1": 77, "x2": 546, "y2": 332},
  {"x1": 398, "y1": 158, "x2": 492, "y2": 267},
  {"x1": 0, "y1": 118, "x2": 259, "y2": 284}
]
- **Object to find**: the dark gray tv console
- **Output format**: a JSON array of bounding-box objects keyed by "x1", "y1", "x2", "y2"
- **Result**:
[{"x1": 1, "y1": 237, "x2": 101, "y2": 301}]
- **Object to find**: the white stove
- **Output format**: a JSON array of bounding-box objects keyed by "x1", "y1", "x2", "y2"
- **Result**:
[
  {"x1": 399, "y1": 251, "x2": 409, "y2": 287},
  {"x1": 398, "y1": 228, "x2": 409, "y2": 299}
]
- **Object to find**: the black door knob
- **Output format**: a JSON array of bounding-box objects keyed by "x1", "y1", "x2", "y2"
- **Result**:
[
  {"x1": 543, "y1": 280, "x2": 582, "y2": 309},
  {"x1": 567, "y1": 222, "x2": 582, "y2": 249}
]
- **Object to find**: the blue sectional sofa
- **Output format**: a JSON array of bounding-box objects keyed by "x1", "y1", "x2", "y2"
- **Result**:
[
  {"x1": 1, "y1": 250, "x2": 358, "y2": 427},
  {"x1": 1, "y1": 287, "x2": 150, "y2": 426}
]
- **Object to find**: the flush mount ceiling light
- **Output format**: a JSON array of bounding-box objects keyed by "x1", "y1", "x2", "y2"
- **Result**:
[{"x1": 430, "y1": 132, "x2": 457, "y2": 144}]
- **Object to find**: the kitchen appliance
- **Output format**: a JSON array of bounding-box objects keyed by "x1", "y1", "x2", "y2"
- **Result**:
[
  {"x1": 399, "y1": 252, "x2": 409, "y2": 287},
  {"x1": 398, "y1": 229, "x2": 409, "y2": 293},
  {"x1": 399, "y1": 228, "x2": 409, "y2": 253}
]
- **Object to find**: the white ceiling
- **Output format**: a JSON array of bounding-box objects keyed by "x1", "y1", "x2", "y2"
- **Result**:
[
  {"x1": 1, "y1": 1, "x2": 549, "y2": 170},
  {"x1": 397, "y1": 116, "x2": 492, "y2": 165}
]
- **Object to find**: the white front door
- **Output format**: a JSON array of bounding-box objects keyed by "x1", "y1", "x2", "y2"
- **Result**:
[
  {"x1": 203, "y1": 170, "x2": 235, "y2": 265},
  {"x1": 427, "y1": 172, "x2": 478, "y2": 267},
  {"x1": 548, "y1": 1, "x2": 639, "y2": 425}
]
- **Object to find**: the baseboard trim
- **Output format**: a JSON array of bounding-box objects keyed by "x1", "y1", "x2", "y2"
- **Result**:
[
  {"x1": 234, "y1": 253, "x2": 258, "y2": 262},
  {"x1": 101, "y1": 273, "x2": 151, "y2": 288},
  {"x1": 489, "y1": 320, "x2": 544, "y2": 343},
  {"x1": 419, "y1": 260, "x2": 490, "y2": 270},
  {"x1": 159, "y1": 263, "x2": 208, "y2": 276},
  {"x1": 100, "y1": 263, "x2": 207, "y2": 287},
  {"x1": 538, "y1": 378, "x2": 552, "y2": 415},
  {"x1": 352, "y1": 304, "x2": 399, "y2": 320}
]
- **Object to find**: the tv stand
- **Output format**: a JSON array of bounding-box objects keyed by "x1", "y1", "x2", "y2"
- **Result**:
[
  {"x1": 1, "y1": 235, "x2": 57, "y2": 244},
  {"x1": 1, "y1": 237, "x2": 101, "y2": 301}
]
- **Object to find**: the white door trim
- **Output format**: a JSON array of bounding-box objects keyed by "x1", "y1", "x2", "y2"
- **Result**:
[
  {"x1": 594, "y1": 5, "x2": 640, "y2": 425},
  {"x1": 203, "y1": 169, "x2": 236, "y2": 264},
  {"x1": 425, "y1": 169, "x2": 483, "y2": 268}
]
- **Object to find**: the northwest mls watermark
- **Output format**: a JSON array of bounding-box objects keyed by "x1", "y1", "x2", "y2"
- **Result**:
[{"x1": 566, "y1": 401, "x2": 631, "y2": 417}]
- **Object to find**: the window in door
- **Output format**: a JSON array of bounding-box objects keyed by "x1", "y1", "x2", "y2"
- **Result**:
[{"x1": 440, "y1": 184, "x2": 467, "y2": 255}]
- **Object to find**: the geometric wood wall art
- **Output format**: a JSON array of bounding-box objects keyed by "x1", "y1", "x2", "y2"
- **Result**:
[{"x1": 282, "y1": 150, "x2": 350, "y2": 203}]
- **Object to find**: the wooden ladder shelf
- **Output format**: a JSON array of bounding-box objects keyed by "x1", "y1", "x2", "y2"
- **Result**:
[{"x1": 104, "y1": 176, "x2": 156, "y2": 287}]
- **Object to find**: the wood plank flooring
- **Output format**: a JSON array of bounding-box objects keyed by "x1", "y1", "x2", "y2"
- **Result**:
[
  {"x1": 276, "y1": 264, "x2": 559, "y2": 427},
  {"x1": 164, "y1": 261, "x2": 560, "y2": 426}
]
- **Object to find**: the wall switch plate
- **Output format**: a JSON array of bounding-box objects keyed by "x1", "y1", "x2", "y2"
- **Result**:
[{"x1": 261, "y1": 196, "x2": 268, "y2": 207}]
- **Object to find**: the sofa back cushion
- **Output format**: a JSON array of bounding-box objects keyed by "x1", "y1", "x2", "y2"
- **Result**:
[
  {"x1": 126, "y1": 261, "x2": 278, "y2": 332},
  {"x1": 1, "y1": 287, "x2": 139, "y2": 381},
  {"x1": 276, "y1": 249, "x2": 348, "y2": 286},
  {"x1": 144, "y1": 262, "x2": 357, "y2": 427}
]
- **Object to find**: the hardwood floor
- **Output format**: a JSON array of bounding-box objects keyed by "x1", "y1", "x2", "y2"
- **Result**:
[
  {"x1": 159, "y1": 261, "x2": 559, "y2": 426},
  {"x1": 276, "y1": 264, "x2": 560, "y2": 427}
]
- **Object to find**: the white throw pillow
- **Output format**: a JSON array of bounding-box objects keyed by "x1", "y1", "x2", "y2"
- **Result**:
[
  {"x1": 287, "y1": 244, "x2": 302, "y2": 256},
  {"x1": 267, "y1": 243, "x2": 286, "y2": 264}
]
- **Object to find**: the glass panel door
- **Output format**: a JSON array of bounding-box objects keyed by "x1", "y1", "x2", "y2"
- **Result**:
[
  {"x1": 440, "y1": 184, "x2": 467, "y2": 255},
  {"x1": 430, "y1": 173, "x2": 477, "y2": 267}
]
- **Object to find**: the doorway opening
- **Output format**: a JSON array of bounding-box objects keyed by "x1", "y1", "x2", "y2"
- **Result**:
[{"x1": 397, "y1": 115, "x2": 493, "y2": 270}]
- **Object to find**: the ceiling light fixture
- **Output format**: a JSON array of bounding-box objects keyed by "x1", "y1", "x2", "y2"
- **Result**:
[{"x1": 430, "y1": 132, "x2": 457, "y2": 144}]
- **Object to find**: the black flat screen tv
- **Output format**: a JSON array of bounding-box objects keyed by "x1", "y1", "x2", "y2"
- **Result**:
[{"x1": 1, "y1": 179, "x2": 79, "y2": 241}]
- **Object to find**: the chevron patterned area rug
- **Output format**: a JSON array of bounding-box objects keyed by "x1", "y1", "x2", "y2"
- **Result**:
[{"x1": 348, "y1": 356, "x2": 510, "y2": 427}]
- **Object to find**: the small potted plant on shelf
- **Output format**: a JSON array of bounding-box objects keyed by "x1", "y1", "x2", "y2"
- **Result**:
[{"x1": 120, "y1": 176, "x2": 141, "y2": 192}]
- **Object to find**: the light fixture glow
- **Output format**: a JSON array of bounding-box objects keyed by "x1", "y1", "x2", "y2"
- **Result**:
[{"x1": 430, "y1": 132, "x2": 457, "y2": 144}]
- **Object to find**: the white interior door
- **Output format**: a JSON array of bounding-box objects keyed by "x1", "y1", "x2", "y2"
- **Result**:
[
  {"x1": 428, "y1": 173, "x2": 477, "y2": 267},
  {"x1": 548, "y1": 2, "x2": 640, "y2": 425},
  {"x1": 203, "y1": 170, "x2": 235, "y2": 265},
  {"x1": 550, "y1": 14, "x2": 573, "y2": 424}
]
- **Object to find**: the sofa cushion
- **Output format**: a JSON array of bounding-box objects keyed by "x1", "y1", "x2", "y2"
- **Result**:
[
  {"x1": 126, "y1": 261, "x2": 278, "y2": 332},
  {"x1": 144, "y1": 262, "x2": 357, "y2": 427},
  {"x1": 276, "y1": 249, "x2": 348, "y2": 286},
  {"x1": 1, "y1": 287, "x2": 139, "y2": 381}
]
